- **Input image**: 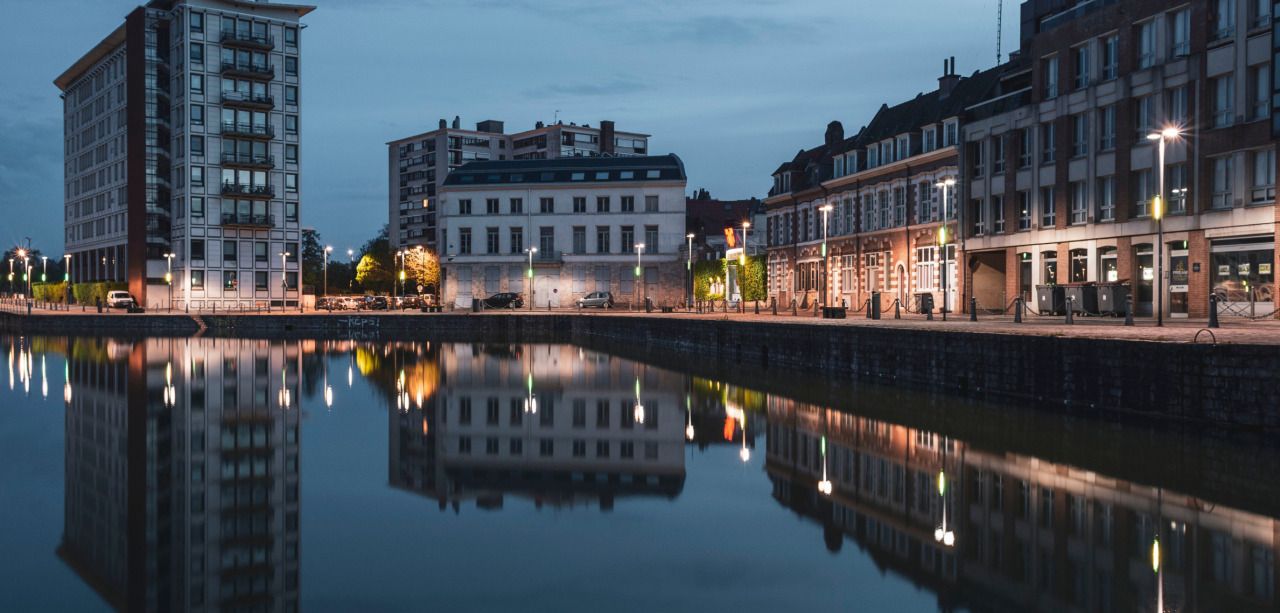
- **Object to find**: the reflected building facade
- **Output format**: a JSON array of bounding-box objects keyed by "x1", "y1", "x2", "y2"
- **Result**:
[
  {"x1": 59, "y1": 338, "x2": 303, "y2": 612},
  {"x1": 390, "y1": 344, "x2": 686, "y2": 511},
  {"x1": 765, "y1": 398, "x2": 1280, "y2": 612}
]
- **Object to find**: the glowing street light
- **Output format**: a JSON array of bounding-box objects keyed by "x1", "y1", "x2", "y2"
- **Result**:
[
  {"x1": 934, "y1": 470, "x2": 955, "y2": 546},
  {"x1": 636, "y1": 243, "x2": 646, "y2": 308},
  {"x1": 686, "y1": 233, "x2": 695, "y2": 309},
  {"x1": 817, "y1": 435, "x2": 833, "y2": 495},
  {"x1": 1146, "y1": 126, "x2": 1182, "y2": 327},
  {"x1": 526, "y1": 246, "x2": 538, "y2": 311},
  {"x1": 685, "y1": 394, "x2": 695, "y2": 441},
  {"x1": 323, "y1": 245, "x2": 333, "y2": 300},
  {"x1": 935, "y1": 177, "x2": 956, "y2": 316},
  {"x1": 819, "y1": 204, "x2": 834, "y2": 306}
]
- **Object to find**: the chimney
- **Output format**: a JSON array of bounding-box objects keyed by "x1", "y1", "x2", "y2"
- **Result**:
[
  {"x1": 535, "y1": 121, "x2": 545, "y2": 129},
  {"x1": 451, "y1": 115, "x2": 460, "y2": 129},
  {"x1": 439, "y1": 118, "x2": 447, "y2": 129},
  {"x1": 600, "y1": 120, "x2": 616, "y2": 155},
  {"x1": 938, "y1": 56, "x2": 960, "y2": 98},
  {"x1": 824, "y1": 120, "x2": 844, "y2": 148}
]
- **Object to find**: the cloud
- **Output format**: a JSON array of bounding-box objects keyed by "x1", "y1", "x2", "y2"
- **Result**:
[
  {"x1": 652, "y1": 15, "x2": 812, "y2": 45},
  {"x1": 528, "y1": 77, "x2": 647, "y2": 98}
]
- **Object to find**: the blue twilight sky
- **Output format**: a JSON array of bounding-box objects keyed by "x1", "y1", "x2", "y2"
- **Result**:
[{"x1": 0, "y1": 0, "x2": 1018, "y2": 256}]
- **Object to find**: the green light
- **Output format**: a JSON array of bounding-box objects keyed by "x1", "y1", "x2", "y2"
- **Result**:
[
  {"x1": 526, "y1": 268, "x2": 533, "y2": 279},
  {"x1": 821, "y1": 243, "x2": 827, "y2": 257},
  {"x1": 634, "y1": 266, "x2": 641, "y2": 277},
  {"x1": 41, "y1": 273, "x2": 46, "y2": 282},
  {"x1": 820, "y1": 436, "x2": 827, "y2": 455}
]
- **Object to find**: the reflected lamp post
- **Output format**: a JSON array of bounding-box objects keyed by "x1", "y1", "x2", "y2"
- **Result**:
[
  {"x1": 934, "y1": 470, "x2": 955, "y2": 547},
  {"x1": 1146, "y1": 126, "x2": 1181, "y2": 327},
  {"x1": 818, "y1": 435, "x2": 833, "y2": 495}
]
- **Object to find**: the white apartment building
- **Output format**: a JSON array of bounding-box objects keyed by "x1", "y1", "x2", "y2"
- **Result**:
[
  {"x1": 436, "y1": 155, "x2": 688, "y2": 308},
  {"x1": 387, "y1": 118, "x2": 649, "y2": 252},
  {"x1": 56, "y1": 0, "x2": 313, "y2": 310}
]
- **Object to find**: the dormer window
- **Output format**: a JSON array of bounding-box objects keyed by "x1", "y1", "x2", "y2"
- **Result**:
[
  {"x1": 943, "y1": 120, "x2": 959, "y2": 147},
  {"x1": 896, "y1": 136, "x2": 910, "y2": 160},
  {"x1": 834, "y1": 156, "x2": 846, "y2": 178},
  {"x1": 867, "y1": 147, "x2": 879, "y2": 168},
  {"x1": 923, "y1": 127, "x2": 937, "y2": 153}
]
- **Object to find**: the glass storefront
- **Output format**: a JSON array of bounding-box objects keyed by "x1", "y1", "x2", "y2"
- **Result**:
[{"x1": 1210, "y1": 238, "x2": 1275, "y2": 317}]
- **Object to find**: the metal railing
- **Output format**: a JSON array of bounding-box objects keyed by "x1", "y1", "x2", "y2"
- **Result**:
[
  {"x1": 220, "y1": 152, "x2": 274, "y2": 167},
  {"x1": 221, "y1": 122, "x2": 274, "y2": 138},
  {"x1": 220, "y1": 91, "x2": 274, "y2": 107},
  {"x1": 220, "y1": 182, "x2": 275, "y2": 198},
  {"x1": 220, "y1": 61, "x2": 274, "y2": 77},
  {"x1": 220, "y1": 30, "x2": 275, "y2": 48},
  {"x1": 221, "y1": 212, "x2": 275, "y2": 227}
]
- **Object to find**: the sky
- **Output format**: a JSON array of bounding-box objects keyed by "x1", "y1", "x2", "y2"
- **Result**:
[{"x1": 0, "y1": 0, "x2": 1019, "y2": 256}]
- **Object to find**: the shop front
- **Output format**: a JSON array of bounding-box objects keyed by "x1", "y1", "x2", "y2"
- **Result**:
[{"x1": 1210, "y1": 237, "x2": 1275, "y2": 318}]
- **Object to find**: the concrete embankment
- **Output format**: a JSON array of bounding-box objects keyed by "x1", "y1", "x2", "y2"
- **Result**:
[{"x1": 1, "y1": 311, "x2": 1274, "y2": 428}]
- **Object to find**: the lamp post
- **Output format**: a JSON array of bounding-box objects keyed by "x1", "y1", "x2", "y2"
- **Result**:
[
  {"x1": 935, "y1": 178, "x2": 956, "y2": 314},
  {"x1": 526, "y1": 246, "x2": 537, "y2": 310},
  {"x1": 685, "y1": 233, "x2": 695, "y2": 309},
  {"x1": 1146, "y1": 126, "x2": 1180, "y2": 327},
  {"x1": 347, "y1": 248, "x2": 355, "y2": 292},
  {"x1": 163, "y1": 253, "x2": 175, "y2": 311},
  {"x1": 934, "y1": 470, "x2": 955, "y2": 546},
  {"x1": 17, "y1": 249, "x2": 28, "y2": 299},
  {"x1": 323, "y1": 245, "x2": 333, "y2": 301},
  {"x1": 279, "y1": 251, "x2": 291, "y2": 311},
  {"x1": 63, "y1": 254, "x2": 72, "y2": 304},
  {"x1": 819, "y1": 204, "x2": 833, "y2": 306},
  {"x1": 7, "y1": 258, "x2": 13, "y2": 295},
  {"x1": 41, "y1": 256, "x2": 48, "y2": 284},
  {"x1": 636, "y1": 242, "x2": 646, "y2": 308}
]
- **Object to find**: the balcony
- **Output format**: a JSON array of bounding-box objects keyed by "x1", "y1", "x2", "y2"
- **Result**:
[
  {"x1": 534, "y1": 250, "x2": 562, "y2": 264},
  {"x1": 220, "y1": 152, "x2": 274, "y2": 169},
  {"x1": 220, "y1": 30, "x2": 275, "y2": 50},
  {"x1": 220, "y1": 182, "x2": 274, "y2": 199},
  {"x1": 221, "y1": 212, "x2": 275, "y2": 228},
  {"x1": 221, "y1": 122, "x2": 274, "y2": 139},
  {"x1": 220, "y1": 90, "x2": 274, "y2": 109},
  {"x1": 220, "y1": 61, "x2": 274, "y2": 80}
]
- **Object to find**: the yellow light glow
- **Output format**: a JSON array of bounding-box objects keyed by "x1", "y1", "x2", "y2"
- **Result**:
[
  {"x1": 1152, "y1": 539, "x2": 1160, "y2": 573},
  {"x1": 937, "y1": 471, "x2": 946, "y2": 495},
  {"x1": 1152, "y1": 195, "x2": 1163, "y2": 220}
]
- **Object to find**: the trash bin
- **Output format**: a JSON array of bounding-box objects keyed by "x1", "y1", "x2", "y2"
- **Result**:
[
  {"x1": 821, "y1": 306, "x2": 847, "y2": 319},
  {"x1": 1096, "y1": 282, "x2": 1130, "y2": 316},
  {"x1": 916, "y1": 292, "x2": 934, "y2": 313},
  {"x1": 1063, "y1": 283, "x2": 1099, "y2": 315},
  {"x1": 1035, "y1": 285, "x2": 1066, "y2": 315}
]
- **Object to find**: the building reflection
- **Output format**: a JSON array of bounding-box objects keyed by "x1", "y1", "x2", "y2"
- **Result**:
[
  {"x1": 389, "y1": 344, "x2": 686, "y2": 511},
  {"x1": 764, "y1": 398, "x2": 1280, "y2": 612},
  {"x1": 56, "y1": 337, "x2": 303, "y2": 612}
]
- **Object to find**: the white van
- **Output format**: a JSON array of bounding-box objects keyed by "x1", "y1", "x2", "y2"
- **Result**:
[{"x1": 106, "y1": 291, "x2": 136, "y2": 309}]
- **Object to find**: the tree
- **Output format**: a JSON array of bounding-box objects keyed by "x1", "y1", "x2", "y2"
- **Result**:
[
  {"x1": 402, "y1": 249, "x2": 440, "y2": 294},
  {"x1": 300, "y1": 228, "x2": 327, "y2": 291},
  {"x1": 355, "y1": 254, "x2": 393, "y2": 292}
]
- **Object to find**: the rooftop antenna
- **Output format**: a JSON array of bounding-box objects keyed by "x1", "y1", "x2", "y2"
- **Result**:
[
  {"x1": 554, "y1": 109, "x2": 560, "y2": 124},
  {"x1": 995, "y1": 0, "x2": 1003, "y2": 64}
]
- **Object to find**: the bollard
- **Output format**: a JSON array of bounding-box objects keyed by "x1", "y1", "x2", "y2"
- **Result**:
[
  {"x1": 1124, "y1": 294, "x2": 1134, "y2": 326},
  {"x1": 792, "y1": 299, "x2": 798, "y2": 316},
  {"x1": 871, "y1": 294, "x2": 881, "y2": 320},
  {"x1": 1208, "y1": 293, "x2": 1220, "y2": 329},
  {"x1": 894, "y1": 299, "x2": 901, "y2": 319},
  {"x1": 1014, "y1": 297, "x2": 1023, "y2": 323},
  {"x1": 1065, "y1": 296, "x2": 1075, "y2": 325},
  {"x1": 969, "y1": 297, "x2": 977, "y2": 322},
  {"x1": 813, "y1": 301, "x2": 819, "y2": 317},
  {"x1": 754, "y1": 300, "x2": 759, "y2": 315},
  {"x1": 27, "y1": 301, "x2": 32, "y2": 316},
  {"x1": 772, "y1": 297, "x2": 778, "y2": 316},
  {"x1": 926, "y1": 305, "x2": 934, "y2": 321},
  {"x1": 739, "y1": 300, "x2": 744, "y2": 314}
]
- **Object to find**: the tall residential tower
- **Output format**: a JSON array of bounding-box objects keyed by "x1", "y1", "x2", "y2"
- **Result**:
[{"x1": 56, "y1": 0, "x2": 314, "y2": 310}]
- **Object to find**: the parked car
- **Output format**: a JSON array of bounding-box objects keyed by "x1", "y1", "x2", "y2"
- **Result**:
[
  {"x1": 106, "y1": 291, "x2": 136, "y2": 309},
  {"x1": 577, "y1": 291, "x2": 614, "y2": 309},
  {"x1": 398, "y1": 296, "x2": 423, "y2": 309},
  {"x1": 339, "y1": 296, "x2": 363, "y2": 310},
  {"x1": 366, "y1": 296, "x2": 389, "y2": 310},
  {"x1": 482, "y1": 292, "x2": 524, "y2": 309}
]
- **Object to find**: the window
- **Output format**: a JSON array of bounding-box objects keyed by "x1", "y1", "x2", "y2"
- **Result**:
[
  {"x1": 285, "y1": 27, "x2": 297, "y2": 46},
  {"x1": 510, "y1": 227, "x2": 523, "y2": 253},
  {"x1": 1042, "y1": 253, "x2": 1057, "y2": 285},
  {"x1": 1098, "y1": 176, "x2": 1115, "y2": 221},
  {"x1": 1169, "y1": 164, "x2": 1189, "y2": 214},
  {"x1": 1071, "y1": 114, "x2": 1088, "y2": 157},
  {"x1": 1070, "y1": 181, "x2": 1087, "y2": 224},
  {"x1": 620, "y1": 196, "x2": 634, "y2": 212},
  {"x1": 971, "y1": 198, "x2": 987, "y2": 235},
  {"x1": 191, "y1": 74, "x2": 204, "y2": 95},
  {"x1": 191, "y1": 270, "x2": 205, "y2": 289},
  {"x1": 1072, "y1": 45, "x2": 1089, "y2": 90},
  {"x1": 992, "y1": 136, "x2": 1005, "y2": 174},
  {"x1": 923, "y1": 128, "x2": 936, "y2": 152},
  {"x1": 486, "y1": 198, "x2": 499, "y2": 214},
  {"x1": 943, "y1": 120, "x2": 958, "y2": 147},
  {"x1": 644, "y1": 225, "x2": 659, "y2": 251},
  {"x1": 1215, "y1": 0, "x2": 1236, "y2": 40},
  {"x1": 191, "y1": 104, "x2": 204, "y2": 126},
  {"x1": 459, "y1": 228, "x2": 472, "y2": 254},
  {"x1": 285, "y1": 202, "x2": 298, "y2": 222},
  {"x1": 1170, "y1": 9, "x2": 1190, "y2": 57},
  {"x1": 1214, "y1": 75, "x2": 1235, "y2": 128},
  {"x1": 509, "y1": 198, "x2": 523, "y2": 214},
  {"x1": 915, "y1": 247, "x2": 936, "y2": 291},
  {"x1": 971, "y1": 141, "x2": 985, "y2": 177},
  {"x1": 1018, "y1": 128, "x2": 1032, "y2": 168},
  {"x1": 190, "y1": 11, "x2": 203, "y2": 33},
  {"x1": 596, "y1": 226, "x2": 610, "y2": 253},
  {"x1": 645, "y1": 195, "x2": 659, "y2": 212},
  {"x1": 223, "y1": 271, "x2": 238, "y2": 290},
  {"x1": 1018, "y1": 191, "x2": 1032, "y2": 230},
  {"x1": 255, "y1": 271, "x2": 268, "y2": 290},
  {"x1": 1043, "y1": 55, "x2": 1059, "y2": 99},
  {"x1": 1041, "y1": 123, "x2": 1056, "y2": 164},
  {"x1": 1070, "y1": 249, "x2": 1088, "y2": 283},
  {"x1": 1101, "y1": 34, "x2": 1118, "y2": 80},
  {"x1": 191, "y1": 238, "x2": 205, "y2": 260},
  {"x1": 223, "y1": 240, "x2": 238, "y2": 264},
  {"x1": 191, "y1": 135, "x2": 204, "y2": 157},
  {"x1": 620, "y1": 226, "x2": 634, "y2": 253},
  {"x1": 572, "y1": 226, "x2": 586, "y2": 254},
  {"x1": 538, "y1": 226, "x2": 554, "y2": 255},
  {"x1": 1252, "y1": 148, "x2": 1276, "y2": 202},
  {"x1": 571, "y1": 196, "x2": 586, "y2": 213},
  {"x1": 191, "y1": 166, "x2": 204, "y2": 187},
  {"x1": 1136, "y1": 20, "x2": 1155, "y2": 68},
  {"x1": 285, "y1": 86, "x2": 297, "y2": 106},
  {"x1": 595, "y1": 196, "x2": 610, "y2": 212},
  {"x1": 285, "y1": 173, "x2": 297, "y2": 192},
  {"x1": 1133, "y1": 169, "x2": 1153, "y2": 216},
  {"x1": 255, "y1": 241, "x2": 268, "y2": 262},
  {"x1": 1040, "y1": 186, "x2": 1056, "y2": 227},
  {"x1": 1098, "y1": 105, "x2": 1116, "y2": 150},
  {"x1": 1212, "y1": 156, "x2": 1234, "y2": 209},
  {"x1": 1168, "y1": 86, "x2": 1189, "y2": 126},
  {"x1": 191, "y1": 196, "x2": 205, "y2": 220},
  {"x1": 284, "y1": 56, "x2": 297, "y2": 76},
  {"x1": 285, "y1": 115, "x2": 298, "y2": 134},
  {"x1": 1134, "y1": 95, "x2": 1153, "y2": 138},
  {"x1": 459, "y1": 199, "x2": 472, "y2": 215},
  {"x1": 190, "y1": 43, "x2": 203, "y2": 67},
  {"x1": 486, "y1": 227, "x2": 499, "y2": 254},
  {"x1": 1251, "y1": 64, "x2": 1270, "y2": 121}
]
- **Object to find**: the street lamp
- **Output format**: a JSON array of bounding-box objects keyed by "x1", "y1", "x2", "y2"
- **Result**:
[
  {"x1": 279, "y1": 251, "x2": 291, "y2": 310},
  {"x1": 818, "y1": 435, "x2": 833, "y2": 495},
  {"x1": 347, "y1": 248, "x2": 355, "y2": 292},
  {"x1": 163, "y1": 253, "x2": 175, "y2": 311},
  {"x1": 41, "y1": 256, "x2": 48, "y2": 283},
  {"x1": 686, "y1": 233, "x2": 695, "y2": 309},
  {"x1": 323, "y1": 245, "x2": 333, "y2": 301},
  {"x1": 934, "y1": 470, "x2": 955, "y2": 547},
  {"x1": 819, "y1": 204, "x2": 834, "y2": 306},
  {"x1": 636, "y1": 242, "x2": 646, "y2": 308},
  {"x1": 63, "y1": 254, "x2": 72, "y2": 305},
  {"x1": 1147, "y1": 126, "x2": 1181, "y2": 327},
  {"x1": 935, "y1": 178, "x2": 957, "y2": 316},
  {"x1": 17, "y1": 249, "x2": 29, "y2": 298},
  {"x1": 526, "y1": 246, "x2": 538, "y2": 311}
]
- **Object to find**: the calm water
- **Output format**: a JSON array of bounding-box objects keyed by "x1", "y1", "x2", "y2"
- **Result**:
[{"x1": 0, "y1": 335, "x2": 1276, "y2": 612}]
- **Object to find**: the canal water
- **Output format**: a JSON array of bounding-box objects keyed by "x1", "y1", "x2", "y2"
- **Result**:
[{"x1": 0, "y1": 335, "x2": 1275, "y2": 612}]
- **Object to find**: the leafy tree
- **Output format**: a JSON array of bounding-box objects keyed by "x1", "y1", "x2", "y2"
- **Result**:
[
  {"x1": 300, "y1": 228, "x2": 326, "y2": 290},
  {"x1": 402, "y1": 249, "x2": 440, "y2": 294},
  {"x1": 355, "y1": 254, "x2": 393, "y2": 292}
]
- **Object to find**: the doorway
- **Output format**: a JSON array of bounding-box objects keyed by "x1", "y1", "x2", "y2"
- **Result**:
[
  {"x1": 1134, "y1": 244, "x2": 1153, "y2": 316},
  {"x1": 1169, "y1": 246, "x2": 1189, "y2": 318}
]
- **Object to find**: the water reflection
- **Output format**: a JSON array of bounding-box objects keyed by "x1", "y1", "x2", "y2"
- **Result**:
[{"x1": 2, "y1": 335, "x2": 1276, "y2": 612}]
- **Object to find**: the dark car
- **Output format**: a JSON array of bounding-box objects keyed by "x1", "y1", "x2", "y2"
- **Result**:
[
  {"x1": 482, "y1": 292, "x2": 524, "y2": 309},
  {"x1": 365, "y1": 296, "x2": 389, "y2": 310},
  {"x1": 398, "y1": 296, "x2": 422, "y2": 309},
  {"x1": 576, "y1": 291, "x2": 614, "y2": 309}
]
